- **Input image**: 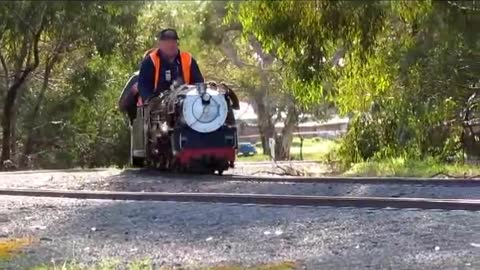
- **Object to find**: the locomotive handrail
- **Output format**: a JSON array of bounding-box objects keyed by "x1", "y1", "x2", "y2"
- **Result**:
[{"x1": 222, "y1": 84, "x2": 240, "y2": 110}]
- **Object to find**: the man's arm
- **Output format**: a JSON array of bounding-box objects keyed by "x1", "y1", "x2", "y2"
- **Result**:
[
  {"x1": 190, "y1": 57, "x2": 204, "y2": 83},
  {"x1": 137, "y1": 57, "x2": 155, "y2": 101}
]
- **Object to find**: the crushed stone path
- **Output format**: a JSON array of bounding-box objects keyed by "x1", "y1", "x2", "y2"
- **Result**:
[
  {"x1": 1, "y1": 196, "x2": 479, "y2": 270},
  {"x1": 0, "y1": 169, "x2": 479, "y2": 200}
]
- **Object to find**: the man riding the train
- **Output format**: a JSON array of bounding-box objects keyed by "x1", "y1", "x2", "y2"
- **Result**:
[
  {"x1": 122, "y1": 29, "x2": 239, "y2": 173},
  {"x1": 118, "y1": 28, "x2": 204, "y2": 122},
  {"x1": 137, "y1": 28, "x2": 205, "y2": 104}
]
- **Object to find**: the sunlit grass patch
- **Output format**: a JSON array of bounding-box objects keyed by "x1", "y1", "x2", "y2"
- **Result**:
[
  {"x1": 205, "y1": 261, "x2": 298, "y2": 270},
  {"x1": 0, "y1": 237, "x2": 35, "y2": 260},
  {"x1": 290, "y1": 137, "x2": 338, "y2": 161},
  {"x1": 237, "y1": 153, "x2": 271, "y2": 162},
  {"x1": 29, "y1": 258, "x2": 153, "y2": 270},
  {"x1": 27, "y1": 259, "x2": 299, "y2": 270},
  {"x1": 344, "y1": 156, "x2": 480, "y2": 177},
  {"x1": 238, "y1": 137, "x2": 338, "y2": 162}
]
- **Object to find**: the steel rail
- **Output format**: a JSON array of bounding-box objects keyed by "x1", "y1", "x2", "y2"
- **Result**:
[
  {"x1": 227, "y1": 176, "x2": 480, "y2": 186},
  {"x1": 1, "y1": 188, "x2": 479, "y2": 211},
  {"x1": 148, "y1": 173, "x2": 480, "y2": 186},
  {"x1": 1, "y1": 168, "x2": 479, "y2": 186}
]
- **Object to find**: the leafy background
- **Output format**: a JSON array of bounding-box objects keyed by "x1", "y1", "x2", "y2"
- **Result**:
[{"x1": 0, "y1": 0, "x2": 478, "y2": 170}]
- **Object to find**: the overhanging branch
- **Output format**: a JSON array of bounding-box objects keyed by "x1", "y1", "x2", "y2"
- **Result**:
[
  {"x1": 219, "y1": 40, "x2": 257, "y2": 69},
  {"x1": 248, "y1": 34, "x2": 275, "y2": 68},
  {"x1": 7, "y1": 5, "x2": 47, "y2": 93}
]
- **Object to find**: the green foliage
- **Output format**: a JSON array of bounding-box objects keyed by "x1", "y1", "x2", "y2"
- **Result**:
[
  {"x1": 0, "y1": 1, "x2": 143, "y2": 168},
  {"x1": 233, "y1": 0, "x2": 480, "y2": 166},
  {"x1": 231, "y1": 0, "x2": 391, "y2": 105},
  {"x1": 1, "y1": 1, "x2": 260, "y2": 168},
  {"x1": 63, "y1": 54, "x2": 131, "y2": 168},
  {"x1": 1, "y1": 0, "x2": 479, "y2": 168}
]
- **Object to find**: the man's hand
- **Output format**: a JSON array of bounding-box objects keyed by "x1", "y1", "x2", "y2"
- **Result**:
[{"x1": 170, "y1": 80, "x2": 189, "y2": 92}]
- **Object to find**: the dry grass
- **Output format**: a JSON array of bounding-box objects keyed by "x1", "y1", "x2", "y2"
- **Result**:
[
  {"x1": 205, "y1": 261, "x2": 298, "y2": 270},
  {"x1": 0, "y1": 237, "x2": 35, "y2": 260},
  {"x1": 344, "y1": 156, "x2": 480, "y2": 178},
  {"x1": 27, "y1": 259, "x2": 299, "y2": 270}
]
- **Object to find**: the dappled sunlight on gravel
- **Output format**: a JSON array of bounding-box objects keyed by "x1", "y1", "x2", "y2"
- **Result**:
[{"x1": 0, "y1": 196, "x2": 479, "y2": 269}]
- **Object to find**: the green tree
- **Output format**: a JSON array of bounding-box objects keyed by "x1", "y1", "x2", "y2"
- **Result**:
[
  {"x1": 232, "y1": 0, "x2": 480, "y2": 165},
  {"x1": 200, "y1": 0, "x2": 331, "y2": 159},
  {"x1": 0, "y1": 1, "x2": 142, "y2": 169}
]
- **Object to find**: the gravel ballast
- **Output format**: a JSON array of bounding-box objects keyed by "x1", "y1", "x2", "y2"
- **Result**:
[
  {"x1": 0, "y1": 169, "x2": 479, "y2": 200},
  {"x1": 1, "y1": 196, "x2": 479, "y2": 270}
]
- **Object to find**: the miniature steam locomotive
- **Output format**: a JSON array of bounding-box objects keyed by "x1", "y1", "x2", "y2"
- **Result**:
[{"x1": 125, "y1": 82, "x2": 239, "y2": 175}]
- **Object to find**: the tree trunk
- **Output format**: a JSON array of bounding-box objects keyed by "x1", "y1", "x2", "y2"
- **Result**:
[
  {"x1": 253, "y1": 93, "x2": 275, "y2": 156},
  {"x1": 1, "y1": 72, "x2": 39, "y2": 168},
  {"x1": 10, "y1": 103, "x2": 17, "y2": 161},
  {"x1": 1, "y1": 89, "x2": 17, "y2": 164},
  {"x1": 274, "y1": 105, "x2": 297, "y2": 160},
  {"x1": 259, "y1": 122, "x2": 275, "y2": 155}
]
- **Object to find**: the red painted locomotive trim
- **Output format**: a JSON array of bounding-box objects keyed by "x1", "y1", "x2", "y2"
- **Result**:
[{"x1": 176, "y1": 147, "x2": 236, "y2": 165}]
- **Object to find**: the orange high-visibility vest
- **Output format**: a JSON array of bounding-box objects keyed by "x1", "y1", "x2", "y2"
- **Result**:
[
  {"x1": 143, "y1": 48, "x2": 155, "y2": 58},
  {"x1": 136, "y1": 49, "x2": 192, "y2": 107},
  {"x1": 149, "y1": 49, "x2": 193, "y2": 90}
]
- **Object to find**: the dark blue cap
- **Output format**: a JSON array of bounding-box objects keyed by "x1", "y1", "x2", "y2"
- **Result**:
[{"x1": 156, "y1": 28, "x2": 179, "y2": 40}]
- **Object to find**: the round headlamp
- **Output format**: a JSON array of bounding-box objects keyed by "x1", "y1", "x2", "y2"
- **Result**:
[{"x1": 202, "y1": 93, "x2": 211, "y2": 102}]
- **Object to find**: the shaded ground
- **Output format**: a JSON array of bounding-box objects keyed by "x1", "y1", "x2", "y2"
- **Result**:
[
  {"x1": 0, "y1": 196, "x2": 479, "y2": 270},
  {"x1": 1, "y1": 167, "x2": 479, "y2": 269},
  {"x1": 1, "y1": 168, "x2": 480, "y2": 200}
]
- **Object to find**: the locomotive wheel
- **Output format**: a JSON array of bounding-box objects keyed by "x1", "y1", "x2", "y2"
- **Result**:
[{"x1": 131, "y1": 156, "x2": 145, "y2": 168}]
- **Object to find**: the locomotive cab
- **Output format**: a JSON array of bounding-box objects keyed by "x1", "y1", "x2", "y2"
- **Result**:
[{"x1": 127, "y1": 82, "x2": 239, "y2": 174}]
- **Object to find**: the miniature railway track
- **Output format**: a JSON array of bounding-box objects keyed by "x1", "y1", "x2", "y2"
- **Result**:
[
  {"x1": 225, "y1": 176, "x2": 480, "y2": 186},
  {"x1": 1, "y1": 188, "x2": 479, "y2": 211},
  {"x1": 127, "y1": 170, "x2": 480, "y2": 186}
]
